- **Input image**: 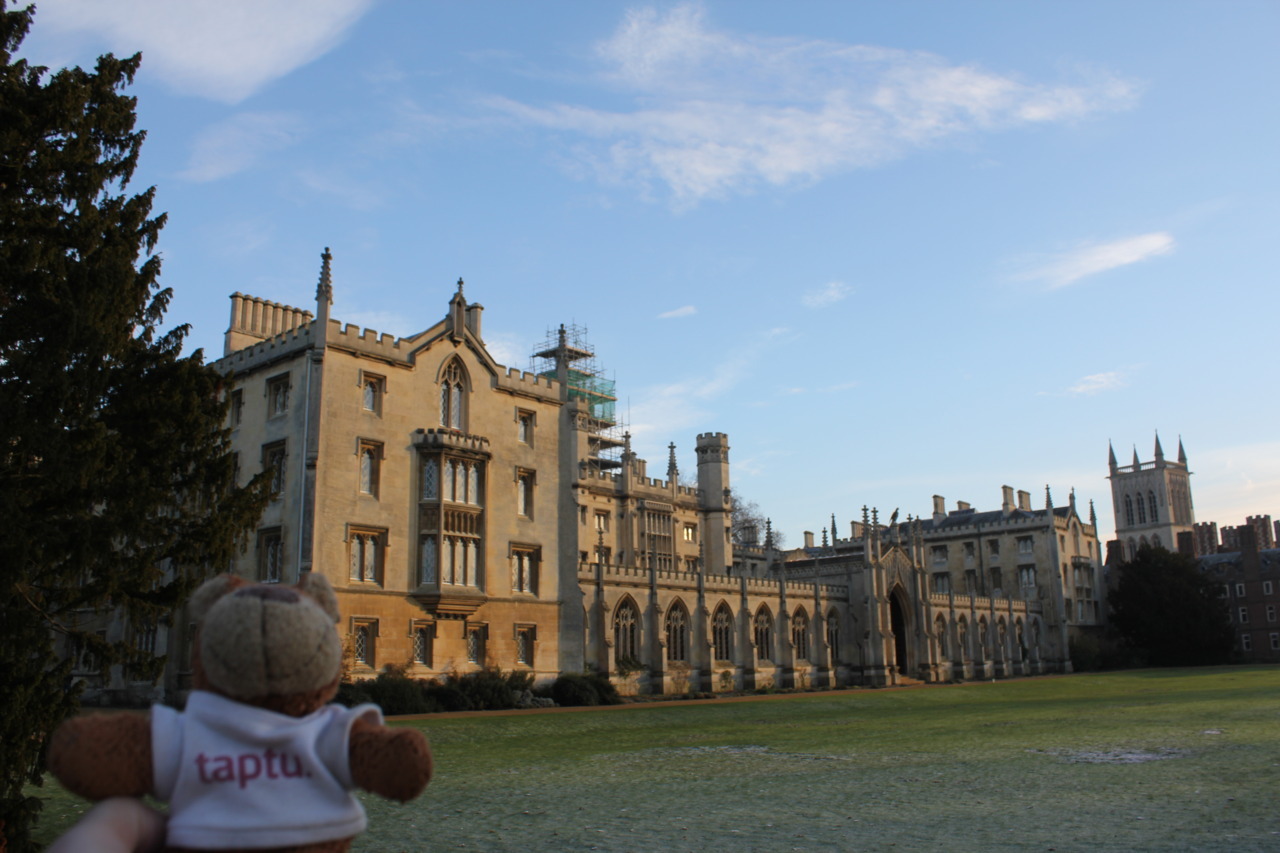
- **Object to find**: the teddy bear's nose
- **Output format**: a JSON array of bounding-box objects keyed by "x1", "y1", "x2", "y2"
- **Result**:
[{"x1": 235, "y1": 585, "x2": 301, "y2": 603}]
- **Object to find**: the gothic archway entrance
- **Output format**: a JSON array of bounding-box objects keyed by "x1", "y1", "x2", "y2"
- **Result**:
[{"x1": 888, "y1": 587, "x2": 910, "y2": 676}]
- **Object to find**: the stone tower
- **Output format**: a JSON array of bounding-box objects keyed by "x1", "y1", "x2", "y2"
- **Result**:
[
  {"x1": 695, "y1": 432, "x2": 732, "y2": 572},
  {"x1": 1108, "y1": 434, "x2": 1195, "y2": 560}
]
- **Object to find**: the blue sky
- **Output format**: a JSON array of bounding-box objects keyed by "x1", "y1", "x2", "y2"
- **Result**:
[{"x1": 18, "y1": 1, "x2": 1280, "y2": 547}]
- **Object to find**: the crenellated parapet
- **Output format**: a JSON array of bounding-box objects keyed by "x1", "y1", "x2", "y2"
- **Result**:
[
  {"x1": 494, "y1": 366, "x2": 562, "y2": 402},
  {"x1": 415, "y1": 428, "x2": 492, "y2": 458},
  {"x1": 214, "y1": 323, "x2": 315, "y2": 373},
  {"x1": 578, "y1": 560, "x2": 847, "y2": 602},
  {"x1": 328, "y1": 320, "x2": 407, "y2": 360}
]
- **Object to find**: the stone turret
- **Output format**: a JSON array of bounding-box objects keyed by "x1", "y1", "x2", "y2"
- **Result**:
[{"x1": 696, "y1": 432, "x2": 732, "y2": 573}]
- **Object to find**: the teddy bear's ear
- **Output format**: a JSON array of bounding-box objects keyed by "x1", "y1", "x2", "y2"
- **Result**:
[
  {"x1": 297, "y1": 572, "x2": 341, "y2": 623},
  {"x1": 189, "y1": 574, "x2": 244, "y2": 623}
]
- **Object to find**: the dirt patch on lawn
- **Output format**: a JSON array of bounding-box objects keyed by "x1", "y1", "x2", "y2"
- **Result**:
[{"x1": 1030, "y1": 746, "x2": 1189, "y2": 764}]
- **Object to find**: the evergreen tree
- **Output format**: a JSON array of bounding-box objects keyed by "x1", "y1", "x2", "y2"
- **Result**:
[
  {"x1": 1108, "y1": 546, "x2": 1234, "y2": 667},
  {"x1": 0, "y1": 5, "x2": 269, "y2": 848}
]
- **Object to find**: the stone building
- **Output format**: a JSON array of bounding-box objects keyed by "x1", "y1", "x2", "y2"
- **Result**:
[
  {"x1": 96, "y1": 253, "x2": 1091, "y2": 699},
  {"x1": 1107, "y1": 436, "x2": 1195, "y2": 560}
]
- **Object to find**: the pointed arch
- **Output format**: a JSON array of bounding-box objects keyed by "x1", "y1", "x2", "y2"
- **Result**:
[
  {"x1": 613, "y1": 596, "x2": 641, "y2": 664},
  {"x1": 712, "y1": 602, "x2": 734, "y2": 662},
  {"x1": 825, "y1": 607, "x2": 841, "y2": 663},
  {"x1": 665, "y1": 599, "x2": 690, "y2": 662},
  {"x1": 753, "y1": 605, "x2": 774, "y2": 662},
  {"x1": 791, "y1": 606, "x2": 810, "y2": 661},
  {"x1": 934, "y1": 613, "x2": 949, "y2": 660},
  {"x1": 956, "y1": 615, "x2": 970, "y2": 662},
  {"x1": 438, "y1": 357, "x2": 470, "y2": 430},
  {"x1": 887, "y1": 584, "x2": 911, "y2": 674}
]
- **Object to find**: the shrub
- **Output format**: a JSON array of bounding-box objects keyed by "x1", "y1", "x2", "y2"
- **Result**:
[
  {"x1": 550, "y1": 672, "x2": 621, "y2": 707},
  {"x1": 334, "y1": 681, "x2": 374, "y2": 708},
  {"x1": 423, "y1": 680, "x2": 472, "y2": 712},
  {"x1": 551, "y1": 673, "x2": 601, "y2": 707},
  {"x1": 363, "y1": 670, "x2": 430, "y2": 715},
  {"x1": 454, "y1": 668, "x2": 522, "y2": 710}
]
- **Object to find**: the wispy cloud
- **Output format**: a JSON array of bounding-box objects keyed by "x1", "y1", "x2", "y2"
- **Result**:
[
  {"x1": 1037, "y1": 370, "x2": 1130, "y2": 397},
  {"x1": 1015, "y1": 232, "x2": 1175, "y2": 289},
  {"x1": 486, "y1": 4, "x2": 1138, "y2": 205},
  {"x1": 296, "y1": 168, "x2": 385, "y2": 210},
  {"x1": 629, "y1": 347, "x2": 757, "y2": 444},
  {"x1": 33, "y1": 0, "x2": 373, "y2": 103},
  {"x1": 802, "y1": 281, "x2": 851, "y2": 308},
  {"x1": 180, "y1": 112, "x2": 302, "y2": 182},
  {"x1": 1065, "y1": 371, "x2": 1126, "y2": 395},
  {"x1": 659, "y1": 305, "x2": 697, "y2": 318}
]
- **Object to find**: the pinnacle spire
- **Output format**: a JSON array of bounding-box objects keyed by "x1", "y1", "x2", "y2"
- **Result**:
[
  {"x1": 1108, "y1": 441, "x2": 1118, "y2": 472},
  {"x1": 667, "y1": 442, "x2": 678, "y2": 479},
  {"x1": 1045, "y1": 484, "x2": 1054, "y2": 509},
  {"x1": 1132, "y1": 446, "x2": 1141, "y2": 468},
  {"x1": 316, "y1": 247, "x2": 333, "y2": 304},
  {"x1": 1178, "y1": 436, "x2": 1187, "y2": 464},
  {"x1": 1154, "y1": 431, "x2": 1165, "y2": 461}
]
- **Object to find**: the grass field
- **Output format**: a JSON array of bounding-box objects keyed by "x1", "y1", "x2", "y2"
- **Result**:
[{"x1": 30, "y1": 666, "x2": 1280, "y2": 851}]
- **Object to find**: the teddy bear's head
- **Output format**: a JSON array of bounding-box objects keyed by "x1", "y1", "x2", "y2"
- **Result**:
[{"x1": 188, "y1": 573, "x2": 343, "y2": 717}]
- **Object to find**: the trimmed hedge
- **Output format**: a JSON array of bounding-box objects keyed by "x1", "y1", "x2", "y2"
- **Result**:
[{"x1": 337, "y1": 667, "x2": 539, "y2": 715}]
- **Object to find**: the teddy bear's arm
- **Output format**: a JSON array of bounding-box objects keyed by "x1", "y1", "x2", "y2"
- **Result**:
[
  {"x1": 47, "y1": 711, "x2": 154, "y2": 801},
  {"x1": 348, "y1": 718, "x2": 433, "y2": 803}
]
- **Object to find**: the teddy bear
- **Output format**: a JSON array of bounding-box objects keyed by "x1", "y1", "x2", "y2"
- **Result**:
[{"x1": 47, "y1": 573, "x2": 433, "y2": 852}]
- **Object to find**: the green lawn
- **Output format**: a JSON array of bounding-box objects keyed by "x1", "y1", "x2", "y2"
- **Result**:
[{"x1": 31, "y1": 667, "x2": 1280, "y2": 851}]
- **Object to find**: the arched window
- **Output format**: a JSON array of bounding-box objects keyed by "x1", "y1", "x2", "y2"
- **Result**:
[
  {"x1": 791, "y1": 609, "x2": 810, "y2": 661},
  {"x1": 665, "y1": 602, "x2": 689, "y2": 662},
  {"x1": 753, "y1": 608, "x2": 774, "y2": 661},
  {"x1": 935, "y1": 615, "x2": 948, "y2": 659},
  {"x1": 440, "y1": 360, "x2": 466, "y2": 430},
  {"x1": 1147, "y1": 491, "x2": 1158, "y2": 523},
  {"x1": 1152, "y1": 534, "x2": 1162, "y2": 549},
  {"x1": 957, "y1": 617, "x2": 969, "y2": 661},
  {"x1": 1015, "y1": 619, "x2": 1026, "y2": 661},
  {"x1": 1124, "y1": 495, "x2": 1134, "y2": 527},
  {"x1": 614, "y1": 599, "x2": 640, "y2": 664},
  {"x1": 712, "y1": 604, "x2": 734, "y2": 661},
  {"x1": 826, "y1": 609, "x2": 840, "y2": 661},
  {"x1": 1136, "y1": 494, "x2": 1146, "y2": 524}
]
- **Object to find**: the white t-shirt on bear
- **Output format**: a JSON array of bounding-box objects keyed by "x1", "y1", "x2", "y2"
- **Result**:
[{"x1": 152, "y1": 690, "x2": 382, "y2": 849}]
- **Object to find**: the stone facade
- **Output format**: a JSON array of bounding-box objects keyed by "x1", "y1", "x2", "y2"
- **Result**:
[
  {"x1": 119, "y1": 255, "x2": 1092, "y2": 699},
  {"x1": 1108, "y1": 436, "x2": 1195, "y2": 560}
]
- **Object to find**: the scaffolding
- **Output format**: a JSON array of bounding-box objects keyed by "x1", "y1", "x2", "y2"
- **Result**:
[{"x1": 531, "y1": 323, "x2": 625, "y2": 468}]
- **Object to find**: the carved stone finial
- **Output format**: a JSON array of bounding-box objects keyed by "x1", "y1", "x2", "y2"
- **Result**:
[
  {"x1": 456, "y1": 277, "x2": 465, "y2": 295},
  {"x1": 316, "y1": 247, "x2": 333, "y2": 304}
]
